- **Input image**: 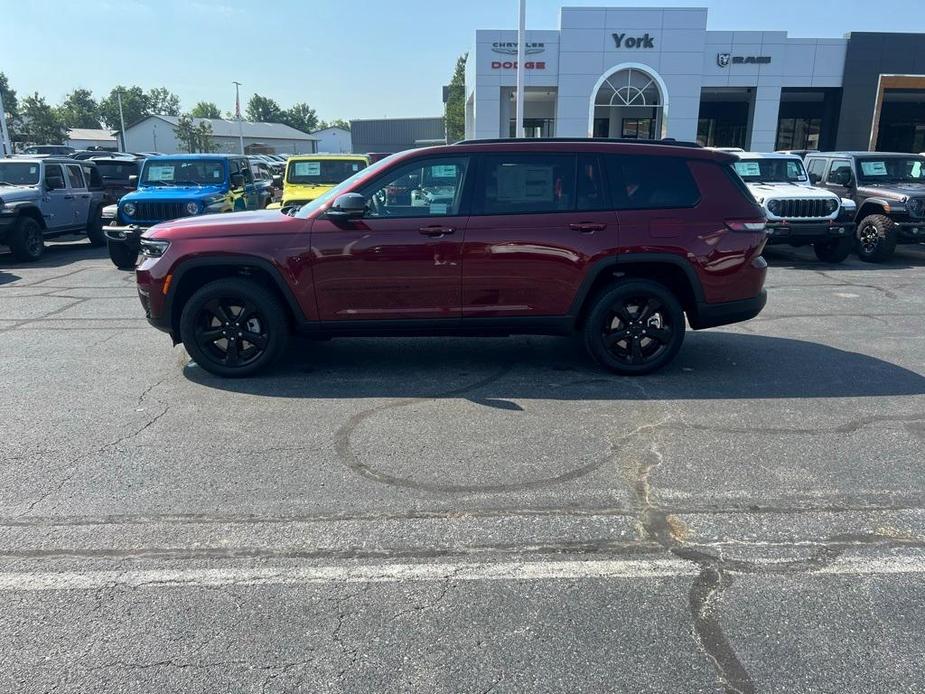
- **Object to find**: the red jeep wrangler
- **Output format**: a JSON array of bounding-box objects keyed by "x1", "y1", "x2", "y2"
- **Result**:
[{"x1": 136, "y1": 139, "x2": 767, "y2": 377}]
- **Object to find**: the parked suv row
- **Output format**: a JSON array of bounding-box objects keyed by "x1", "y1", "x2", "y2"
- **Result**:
[
  {"x1": 135, "y1": 139, "x2": 768, "y2": 378},
  {"x1": 805, "y1": 152, "x2": 925, "y2": 262}
]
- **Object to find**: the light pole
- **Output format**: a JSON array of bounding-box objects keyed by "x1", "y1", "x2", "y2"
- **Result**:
[
  {"x1": 0, "y1": 89, "x2": 12, "y2": 156},
  {"x1": 515, "y1": 0, "x2": 526, "y2": 138},
  {"x1": 117, "y1": 89, "x2": 127, "y2": 152},
  {"x1": 233, "y1": 81, "x2": 244, "y2": 155}
]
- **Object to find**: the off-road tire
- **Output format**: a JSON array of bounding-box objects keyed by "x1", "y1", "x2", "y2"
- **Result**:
[
  {"x1": 583, "y1": 279, "x2": 686, "y2": 376},
  {"x1": 86, "y1": 206, "x2": 105, "y2": 247},
  {"x1": 108, "y1": 240, "x2": 137, "y2": 269},
  {"x1": 855, "y1": 214, "x2": 897, "y2": 263},
  {"x1": 10, "y1": 216, "x2": 45, "y2": 262},
  {"x1": 179, "y1": 278, "x2": 289, "y2": 378},
  {"x1": 813, "y1": 236, "x2": 853, "y2": 263}
]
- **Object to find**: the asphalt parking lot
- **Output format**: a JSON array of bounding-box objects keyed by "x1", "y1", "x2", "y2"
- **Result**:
[{"x1": 0, "y1": 239, "x2": 924, "y2": 693}]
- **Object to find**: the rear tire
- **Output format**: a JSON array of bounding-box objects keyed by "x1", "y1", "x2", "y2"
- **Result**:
[
  {"x1": 583, "y1": 279, "x2": 686, "y2": 376},
  {"x1": 10, "y1": 216, "x2": 44, "y2": 262},
  {"x1": 179, "y1": 278, "x2": 289, "y2": 378},
  {"x1": 855, "y1": 214, "x2": 897, "y2": 263},
  {"x1": 813, "y1": 236, "x2": 853, "y2": 263},
  {"x1": 86, "y1": 206, "x2": 105, "y2": 247},
  {"x1": 107, "y1": 240, "x2": 137, "y2": 269}
]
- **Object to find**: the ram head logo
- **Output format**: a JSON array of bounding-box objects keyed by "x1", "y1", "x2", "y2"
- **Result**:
[{"x1": 717, "y1": 53, "x2": 731, "y2": 68}]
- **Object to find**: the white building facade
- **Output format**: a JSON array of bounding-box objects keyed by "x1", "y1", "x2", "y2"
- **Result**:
[
  {"x1": 311, "y1": 126, "x2": 352, "y2": 153},
  {"x1": 465, "y1": 7, "x2": 849, "y2": 152}
]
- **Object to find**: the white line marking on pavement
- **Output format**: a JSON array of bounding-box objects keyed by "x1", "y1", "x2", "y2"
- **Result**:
[{"x1": 0, "y1": 555, "x2": 922, "y2": 592}]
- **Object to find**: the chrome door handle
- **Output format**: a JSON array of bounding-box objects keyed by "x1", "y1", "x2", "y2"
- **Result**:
[
  {"x1": 569, "y1": 222, "x2": 606, "y2": 233},
  {"x1": 419, "y1": 225, "x2": 455, "y2": 236},
  {"x1": 63, "y1": 195, "x2": 74, "y2": 199}
]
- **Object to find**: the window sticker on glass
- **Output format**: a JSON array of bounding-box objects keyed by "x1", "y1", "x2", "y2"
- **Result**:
[
  {"x1": 497, "y1": 165, "x2": 554, "y2": 202},
  {"x1": 293, "y1": 161, "x2": 321, "y2": 177},
  {"x1": 351, "y1": 163, "x2": 359, "y2": 171},
  {"x1": 147, "y1": 165, "x2": 175, "y2": 181},
  {"x1": 733, "y1": 162, "x2": 762, "y2": 177},
  {"x1": 431, "y1": 165, "x2": 457, "y2": 178},
  {"x1": 860, "y1": 161, "x2": 888, "y2": 176},
  {"x1": 430, "y1": 203, "x2": 448, "y2": 215},
  {"x1": 787, "y1": 161, "x2": 807, "y2": 180}
]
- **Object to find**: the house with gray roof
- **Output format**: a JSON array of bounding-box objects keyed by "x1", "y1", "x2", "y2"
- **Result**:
[{"x1": 120, "y1": 115, "x2": 318, "y2": 155}]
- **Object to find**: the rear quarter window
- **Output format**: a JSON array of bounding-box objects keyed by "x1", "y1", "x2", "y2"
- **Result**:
[{"x1": 604, "y1": 155, "x2": 700, "y2": 210}]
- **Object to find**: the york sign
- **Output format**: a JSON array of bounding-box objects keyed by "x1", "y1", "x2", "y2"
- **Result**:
[{"x1": 612, "y1": 32, "x2": 655, "y2": 49}]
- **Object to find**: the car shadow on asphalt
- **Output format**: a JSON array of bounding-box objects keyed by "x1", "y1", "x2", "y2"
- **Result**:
[
  {"x1": 763, "y1": 243, "x2": 925, "y2": 271},
  {"x1": 0, "y1": 240, "x2": 108, "y2": 270},
  {"x1": 183, "y1": 331, "x2": 925, "y2": 401}
]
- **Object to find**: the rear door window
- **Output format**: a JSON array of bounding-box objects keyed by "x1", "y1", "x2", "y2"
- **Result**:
[
  {"x1": 604, "y1": 155, "x2": 700, "y2": 210},
  {"x1": 477, "y1": 154, "x2": 576, "y2": 215},
  {"x1": 66, "y1": 164, "x2": 85, "y2": 189}
]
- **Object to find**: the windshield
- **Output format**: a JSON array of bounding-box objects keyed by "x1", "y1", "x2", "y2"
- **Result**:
[
  {"x1": 733, "y1": 158, "x2": 807, "y2": 183},
  {"x1": 295, "y1": 154, "x2": 397, "y2": 218},
  {"x1": 140, "y1": 159, "x2": 226, "y2": 186},
  {"x1": 95, "y1": 161, "x2": 138, "y2": 181},
  {"x1": 0, "y1": 162, "x2": 41, "y2": 186},
  {"x1": 287, "y1": 159, "x2": 367, "y2": 185},
  {"x1": 857, "y1": 157, "x2": 925, "y2": 184}
]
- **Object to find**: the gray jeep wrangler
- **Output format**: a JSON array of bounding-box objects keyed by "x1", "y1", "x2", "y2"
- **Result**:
[{"x1": 0, "y1": 157, "x2": 107, "y2": 261}]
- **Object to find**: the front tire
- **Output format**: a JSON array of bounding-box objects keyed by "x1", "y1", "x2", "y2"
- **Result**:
[
  {"x1": 10, "y1": 216, "x2": 45, "y2": 262},
  {"x1": 813, "y1": 236, "x2": 853, "y2": 263},
  {"x1": 179, "y1": 278, "x2": 289, "y2": 378},
  {"x1": 583, "y1": 280, "x2": 686, "y2": 376},
  {"x1": 855, "y1": 214, "x2": 897, "y2": 263},
  {"x1": 107, "y1": 240, "x2": 137, "y2": 269}
]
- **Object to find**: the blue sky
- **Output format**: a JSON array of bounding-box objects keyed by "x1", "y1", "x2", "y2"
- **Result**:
[{"x1": 3, "y1": 0, "x2": 924, "y2": 122}]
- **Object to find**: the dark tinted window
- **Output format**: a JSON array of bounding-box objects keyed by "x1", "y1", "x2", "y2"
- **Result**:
[
  {"x1": 604, "y1": 155, "x2": 700, "y2": 210},
  {"x1": 479, "y1": 154, "x2": 575, "y2": 214},
  {"x1": 44, "y1": 164, "x2": 66, "y2": 188},
  {"x1": 94, "y1": 161, "x2": 138, "y2": 180},
  {"x1": 65, "y1": 165, "x2": 85, "y2": 189},
  {"x1": 826, "y1": 159, "x2": 852, "y2": 184},
  {"x1": 577, "y1": 154, "x2": 607, "y2": 211},
  {"x1": 288, "y1": 159, "x2": 368, "y2": 185},
  {"x1": 806, "y1": 158, "x2": 826, "y2": 178}
]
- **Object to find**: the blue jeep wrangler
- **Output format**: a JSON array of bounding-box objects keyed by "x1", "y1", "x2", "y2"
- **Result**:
[{"x1": 103, "y1": 154, "x2": 264, "y2": 268}]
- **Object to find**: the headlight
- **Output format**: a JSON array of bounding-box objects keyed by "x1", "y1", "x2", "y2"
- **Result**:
[
  {"x1": 185, "y1": 201, "x2": 200, "y2": 215},
  {"x1": 826, "y1": 199, "x2": 838, "y2": 214},
  {"x1": 123, "y1": 202, "x2": 136, "y2": 216},
  {"x1": 909, "y1": 198, "x2": 925, "y2": 218},
  {"x1": 767, "y1": 199, "x2": 781, "y2": 215},
  {"x1": 140, "y1": 238, "x2": 170, "y2": 258}
]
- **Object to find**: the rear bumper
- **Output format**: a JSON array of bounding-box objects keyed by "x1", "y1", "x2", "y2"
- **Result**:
[
  {"x1": 689, "y1": 290, "x2": 767, "y2": 330},
  {"x1": 764, "y1": 220, "x2": 854, "y2": 244}
]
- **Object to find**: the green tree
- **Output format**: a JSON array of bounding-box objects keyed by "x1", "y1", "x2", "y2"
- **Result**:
[
  {"x1": 281, "y1": 102, "x2": 318, "y2": 133},
  {"x1": 318, "y1": 118, "x2": 350, "y2": 131},
  {"x1": 245, "y1": 94, "x2": 282, "y2": 123},
  {"x1": 147, "y1": 87, "x2": 181, "y2": 116},
  {"x1": 58, "y1": 88, "x2": 100, "y2": 128},
  {"x1": 99, "y1": 85, "x2": 148, "y2": 129},
  {"x1": 444, "y1": 53, "x2": 467, "y2": 142},
  {"x1": 173, "y1": 113, "x2": 197, "y2": 153},
  {"x1": 20, "y1": 92, "x2": 67, "y2": 144},
  {"x1": 195, "y1": 120, "x2": 216, "y2": 152},
  {"x1": 190, "y1": 101, "x2": 221, "y2": 119}
]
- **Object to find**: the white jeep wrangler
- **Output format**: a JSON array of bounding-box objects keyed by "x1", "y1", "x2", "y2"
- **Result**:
[{"x1": 731, "y1": 152, "x2": 856, "y2": 263}]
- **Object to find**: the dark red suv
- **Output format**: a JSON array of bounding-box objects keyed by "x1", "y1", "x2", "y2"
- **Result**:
[{"x1": 135, "y1": 139, "x2": 767, "y2": 377}]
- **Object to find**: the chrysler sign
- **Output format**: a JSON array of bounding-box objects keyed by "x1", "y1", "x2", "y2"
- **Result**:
[{"x1": 491, "y1": 42, "x2": 545, "y2": 55}]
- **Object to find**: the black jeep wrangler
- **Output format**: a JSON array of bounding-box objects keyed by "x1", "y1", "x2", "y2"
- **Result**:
[{"x1": 805, "y1": 152, "x2": 925, "y2": 262}]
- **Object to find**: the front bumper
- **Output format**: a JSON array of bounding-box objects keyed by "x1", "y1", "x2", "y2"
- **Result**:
[
  {"x1": 764, "y1": 219, "x2": 855, "y2": 244},
  {"x1": 103, "y1": 223, "x2": 148, "y2": 247},
  {"x1": 690, "y1": 290, "x2": 767, "y2": 330},
  {"x1": 893, "y1": 221, "x2": 925, "y2": 240}
]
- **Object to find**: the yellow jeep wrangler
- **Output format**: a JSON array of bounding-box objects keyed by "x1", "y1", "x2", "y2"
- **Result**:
[{"x1": 273, "y1": 154, "x2": 370, "y2": 209}]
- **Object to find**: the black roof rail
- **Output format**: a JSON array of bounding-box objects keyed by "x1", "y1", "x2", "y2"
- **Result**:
[{"x1": 452, "y1": 136, "x2": 703, "y2": 149}]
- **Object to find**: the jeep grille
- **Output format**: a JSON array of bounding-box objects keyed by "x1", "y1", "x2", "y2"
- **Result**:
[
  {"x1": 134, "y1": 201, "x2": 192, "y2": 223},
  {"x1": 770, "y1": 198, "x2": 835, "y2": 219}
]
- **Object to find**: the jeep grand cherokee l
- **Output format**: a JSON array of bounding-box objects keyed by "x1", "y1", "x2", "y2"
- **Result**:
[{"x1": 135, "y1": 139, "x2": 768, "y2": 377}]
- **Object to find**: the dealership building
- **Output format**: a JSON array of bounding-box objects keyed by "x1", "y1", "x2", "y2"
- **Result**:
[{"x1": 465, "y1": 6, "x2": 925, "y2": 152}]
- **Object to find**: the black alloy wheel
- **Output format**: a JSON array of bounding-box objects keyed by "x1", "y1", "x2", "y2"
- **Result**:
[
  {"x1": 855, "y1": 214, "x2": 897, "y2": 263},
  {"x1": 179, "y1": 278, "x2": 288, "y2": 377},
  {"x1": 584, "y1": 280, "x2": 686, "y2": 375},
  {"x1": 11, "y1": 217, "x2": 44, "y2": 262}
]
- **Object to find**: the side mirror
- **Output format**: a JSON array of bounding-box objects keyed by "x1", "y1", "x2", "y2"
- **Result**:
[
  {"x1": 326, "y1": 192, "x2": 367, "y2": 220},
  {"x1": 128, "y1": 174, "x2": 139, "y2": 189},
  {"x1": 272, "y1": 174, "x2": 283, "y2": 188},
  {"x1": 809, "y1": 172, "x2": 820, "y2": 184},
  {"x1": 230, "y1": 173, "x2": 244, "y2": 189}
]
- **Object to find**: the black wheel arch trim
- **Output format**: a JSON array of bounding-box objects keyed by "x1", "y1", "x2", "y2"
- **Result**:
[
  {"x1": 856, "y1": 199, "x2": 899, "y2": 222},
  {"x1": 164, "y1": 255, "x2": 307, "y2": 333},
  {"x1": 567, "y1": 253, "x2": 706, "y2": 324}
]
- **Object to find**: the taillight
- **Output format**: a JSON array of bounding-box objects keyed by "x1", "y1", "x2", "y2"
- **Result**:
[{"x1": 725, "y1": 219, "x2": 767, "y2": 233}]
